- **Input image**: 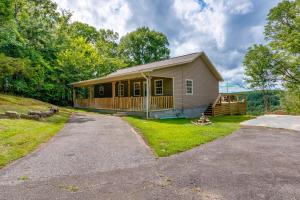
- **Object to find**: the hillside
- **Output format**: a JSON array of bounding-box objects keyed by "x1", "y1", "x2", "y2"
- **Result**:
[
  {"x1": 231, "y1": 90, "x2": 281, "y2": 115},
  {"x1": 0, "y1": 94, "x2": 54, "y2": 114},
  {"x1": 0, "y1": 93, "x2": 73, "y2": 168}
]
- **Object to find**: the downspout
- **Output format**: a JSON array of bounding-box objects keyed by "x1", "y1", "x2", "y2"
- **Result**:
[{"x1": 141, "y1": 72, "x2": 150, "y2": 119}]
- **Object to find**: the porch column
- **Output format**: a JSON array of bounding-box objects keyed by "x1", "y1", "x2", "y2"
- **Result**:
[
  {"x1": 88, "y1": 86, "x2": 94, "y2": 107},
  {"x1": 112, "y1": 81, "x2": 116, "y2": 109},
  {"x1": 127, "y1": 80, "x2": 131, "y2": 97},
  {"x1": 146, "y1": 76, "x2": 151, "y2": 118},
  {"x1": 72, "y1": 87, "x2": 76, "y2": 107}
]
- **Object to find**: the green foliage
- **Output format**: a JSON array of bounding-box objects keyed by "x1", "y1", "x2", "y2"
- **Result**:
[
  {"x1": 265, "y1": 0, "x2": 300, "y2": 87},
  {"x1": 124, "y1": 115, "x2": 252, "y2": 157},
  {"x1": 280, "y1": 87, "x2": 300, "y2": 114},
  {"x1": 244, "y1": 0, "x2": 300, "y2": 113},
  {"x1": 0, "y1": 0, "x2": 169, "y2": 105},
  {"x1": 244, "y1": 45, "x2": 277, "y2": 90},
  {"x1": 243, "y1": 45, "x2": 277, "y2": 112},
  {"x1": 235, "y1": 90, "x2": 281, "y2": 115},
  {"x1": 118, "y1": 27, "x2": 170, "y2": 66}
]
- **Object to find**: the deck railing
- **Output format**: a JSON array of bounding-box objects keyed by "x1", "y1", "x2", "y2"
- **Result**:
[
  {"x1": 211, "y1": 94, "x2": 246, "y2": 116},
  {"x1": 75, "y1": 96, "x2": 173, "y2": 111}
]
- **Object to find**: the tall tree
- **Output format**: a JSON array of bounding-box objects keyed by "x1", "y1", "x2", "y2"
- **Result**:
[
  {"x1": 69, "y1": 22, "x2": 99, "y2": 44},
  {"x1": 243, "y1": 45, "x2": 277, "y2": 112},
  {"x1": 265, "y1": 0, "x2": 300, "y2": 87},
  {"x1": 118, "y1": 27, "x2": 170, "y2": 66}
]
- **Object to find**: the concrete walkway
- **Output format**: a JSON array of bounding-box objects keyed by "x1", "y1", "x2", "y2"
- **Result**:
[
  {"x1": 241, "y1": 114, "x2": 300, "y2": 131},
  {"x1": 0, "y1": 113, "x2": 155, "y2": 185}
]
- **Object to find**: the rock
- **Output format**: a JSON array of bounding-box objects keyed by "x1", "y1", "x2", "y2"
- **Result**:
[
  {"x1": 20, "y1": 114, "x2": 41, "y2": 120},
  {"x1": 28, "y1": 111, "x2": 42, "y2": 116},
  {"x1": 0, "y1": 113, "x2": 8, "y2": 119},
  {"x1": 5, "y1": 111, "x2": 20, "y2": 119},
  {"x1": 40, "y1": 111, "x2": 54, "y2": 117},
  {"x1": 50, "y1": 106, "x2": 59, "y2": 113}
]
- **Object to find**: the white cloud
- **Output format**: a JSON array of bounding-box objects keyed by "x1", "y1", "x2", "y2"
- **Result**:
[
  {"x1": 53, "y1": 0, "x2": 132, "y2": 36},
  {"x1": 53, "y1": 0, "x2": 280, "y2": 91}
]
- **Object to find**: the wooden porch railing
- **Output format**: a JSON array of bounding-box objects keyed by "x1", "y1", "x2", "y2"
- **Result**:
[{"x1": 75, "y1": 96, "x2": 174, "y2": 111}]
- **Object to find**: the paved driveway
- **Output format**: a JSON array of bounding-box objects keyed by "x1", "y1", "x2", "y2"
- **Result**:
[
  {"x1": 0, "y1": 114, "x2": 300, "y2": 200},
  {"x1": 0, "y1": 113, "x2": 155, "y2": 185},
  {"x1": 241, "y1": 114, "x2": 300, "y2": 131}
]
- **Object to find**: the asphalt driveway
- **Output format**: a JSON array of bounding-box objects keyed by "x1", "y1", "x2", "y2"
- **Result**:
[
  {"x1": 0, "y1": 114, "x2": 300, "y2": 200},
  {"x1": 0, "y1": 113, "x2": 155, "y2": 185}
]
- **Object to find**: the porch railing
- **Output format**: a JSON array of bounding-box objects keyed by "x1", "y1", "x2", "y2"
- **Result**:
[{"x1": 74, "y1": 96, "x2": 173, "y2": 111}]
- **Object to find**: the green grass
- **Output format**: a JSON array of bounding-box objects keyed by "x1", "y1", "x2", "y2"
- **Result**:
[
  {"x1": 0, "y1": 94, "x2": 53, "y2": 114},
  {"x1": 0, "y1": 93, "x2": 73, "y2": 168},
  {"x1": 124, "y1": 115, "x2": 252, "y2": 157}
]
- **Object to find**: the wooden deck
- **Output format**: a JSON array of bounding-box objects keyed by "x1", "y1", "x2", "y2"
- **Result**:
[
  {"x1": 74, "y1": 96, "x2": 174, "y2": 111},
  {"x1": 205, "y1": 94, "x2": 247, "y2": 116}
]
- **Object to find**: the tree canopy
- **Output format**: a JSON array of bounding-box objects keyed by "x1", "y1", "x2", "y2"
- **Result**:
[
  {"x1": 243, "y1": 0, "x2": 300, "y2": 113},
  {"x1": 118, "y1": 27, "x2": 170, "y2": 66},
  {"x1": 0, "y1": 0, "x2": 170, "y2": 105}
]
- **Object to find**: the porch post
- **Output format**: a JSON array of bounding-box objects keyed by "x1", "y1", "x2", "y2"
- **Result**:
[
  {"x1": 72, "y1": 87, "x2": 76, "y2": 107},
  {"x1": 88, "y1": 85, "x2": 94, "y2": 107},
  {"x1": 146, "y1": 76, "x2": 151, "y2": 119},
  {"x1": 112, "y1": 81, "x2": 116, "y2": 109},
  {"x1": 127, "y1": 80, "x2": 130, "y2": 97}
]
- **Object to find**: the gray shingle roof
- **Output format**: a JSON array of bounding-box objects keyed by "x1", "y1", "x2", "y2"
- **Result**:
[
  {"x1": 107, "y1": 52, "x2": 201, "y2": 77},
  {"x1": 71, "y1": 52, "x2": 223, "y2": 86}
]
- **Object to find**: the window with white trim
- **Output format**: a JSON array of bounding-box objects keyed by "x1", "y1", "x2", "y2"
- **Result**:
[
  {"x1": 186, "y1": 79, "x2": 193, "y2": 95},
  {"x1": 118, "y1": 83, "x2": 124, "y2": 97},
  {"x1": 133, "y1": 82, "x2": 141, "y2": 96},
  {"x1": 154, "y1": 79, "x2": 163, "y2": 95},
  {"x1": 99, "y1": 85, "x2": 104, "y2": 95}
]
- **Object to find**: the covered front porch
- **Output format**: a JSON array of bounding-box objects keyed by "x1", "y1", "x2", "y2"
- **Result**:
[{"x1": 73, "y1": 76, "x2": 174, "y2": 113}]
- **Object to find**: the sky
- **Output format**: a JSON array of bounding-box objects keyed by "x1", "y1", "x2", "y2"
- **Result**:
[{"x1": 53, "y1": 0, "x2": 280, "y2": 92}]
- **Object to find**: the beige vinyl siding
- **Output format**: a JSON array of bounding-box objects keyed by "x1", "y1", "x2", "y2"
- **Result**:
[{"x1": 151, "y1": 57, "x2": 219, "y2": 109}]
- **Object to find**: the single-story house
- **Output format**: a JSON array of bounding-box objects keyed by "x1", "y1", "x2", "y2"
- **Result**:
[{"x1": 71, "y1": 52, "x2": 226, "y2": 118}]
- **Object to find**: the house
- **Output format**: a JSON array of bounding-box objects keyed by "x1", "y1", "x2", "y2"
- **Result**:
[{"x1": 71, "y1": 52, "x2": 245, "y2": 118}]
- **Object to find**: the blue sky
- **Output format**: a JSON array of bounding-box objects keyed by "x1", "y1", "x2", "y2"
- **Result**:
[{"x1": 53, "y1": 0, "x2": 280, "y2": 92}]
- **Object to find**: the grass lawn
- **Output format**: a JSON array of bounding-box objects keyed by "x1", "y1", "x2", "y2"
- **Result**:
[
  {"x1": 124, "y1": 115, "x2": 252, "y2": 157},
  {"x1": 0, "y1": 94, "x2": 73, "y2": 168}
]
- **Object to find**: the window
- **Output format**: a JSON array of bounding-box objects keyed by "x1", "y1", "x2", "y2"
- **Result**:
[
  {"x1": 118, "y1": 83, "x2": 124, "y2": 97},
  {"x1": 134, "y1": 82, "x2": 141, "y2": 96},
  {"x1": 99, "y1": 85, "x2": 104, "y2": 95},
  {"x1": 154, "y1": 79, "x2": 163, "y2": 95},
  {"x1": 186, "y1": 79, "x2": 193, "y2": 95}
]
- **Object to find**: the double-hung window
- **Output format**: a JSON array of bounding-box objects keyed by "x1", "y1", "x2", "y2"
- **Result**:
[
  {"x1": 154, "y1": 79, "x2": 163, "y2": 95},
  {"x1": 118, "y1": 83, "x2": 124, "y2": 97},
  {"x1": 186, "y1": 79, "x2": 193, "y2": 95},
  {"x1": 134, "y1": 82, "x2": 141, "y2": 96}
]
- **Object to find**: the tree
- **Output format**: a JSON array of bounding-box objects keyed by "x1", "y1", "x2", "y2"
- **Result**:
[
  {"x1": 96, "y1": 29, "x2": 119, "y2": 57},
  {"x1": 0, "y1": 54, "x2": 29, "y2": 91},
  {"x1": 264, "y1": 0, "x2": 300, "y2": 87},
  {"x1": 243, "y1": 45, "x2": 277, "y2": 112},
  {"x1": 69, "y1": 22, "x2": 99, "y2": 44},
  {"x1": 118, "y1": 27, "x2": 170, "y2": 66}
]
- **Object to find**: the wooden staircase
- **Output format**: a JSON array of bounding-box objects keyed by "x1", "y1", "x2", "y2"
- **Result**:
[{"x1": 204, "y1": 104, "x2": 213, "y2": 116}]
